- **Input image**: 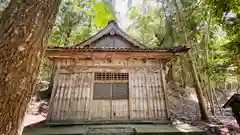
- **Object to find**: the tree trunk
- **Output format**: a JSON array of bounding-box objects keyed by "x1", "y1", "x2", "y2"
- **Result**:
[
  {"x1": 173, "y1": 0, "x2": 209, "y2": 121},
  {"x1": 237, "y1": 76, "x2": 240, "y2": 93},
  {"x1": 213, "y1": 86, "x2": 223, "y2": 116},
  {"x1": 166, "y1": 61, "x2": 174, "y2": 82},
  {"x1": 180, "y1": 56, "x2": 187, "y2": 88},
  {"x1": 162, "y1": 0, "x2": 174, "y2": 47},
  {"x1": 0, "y1": 0, "x2": 61, "y2": 135},
  {"x1": 208, "y1": 79, "x2": 215, "y2": 116},
  {"x1": 187, "y1": 52, "x2": 209, "y2": 120}
]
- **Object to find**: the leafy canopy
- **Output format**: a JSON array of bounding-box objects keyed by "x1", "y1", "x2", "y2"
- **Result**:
[{"x1": 73, "y1": 0, "x2": 116, "y2": 28}]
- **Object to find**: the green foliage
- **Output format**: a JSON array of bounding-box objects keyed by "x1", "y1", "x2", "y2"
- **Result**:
[
  {"x1": 39, "y1": 59, "x2": 53, "y2": 81},
  {"x1": 126, "y1": 0, "x2": 238, "y2": 90},
  {"x1": 40, "y1": 0, "x2": 116, "y2": 81},
  {"x1": 48, "y1": 0, "x2": 92, "y2": 46},
  {"x1": 48, "y1": 0, "x2": 116, "y2": 46},
  {"x1": 0, "y1": 0, "x2": 234, "y2": 90},
  {"x1": 73, "y1": 0, "x2": 116, "y2": 28},
  {"x1": 127, "y1": 5, "x2": 164, "y2": 47},
  {"x1": 128, "y1": 6, "x2": 141, "y2": 20},
  {"x1": 92, "y1": 0, "x2": 116, "y2": 28},
  {"x1": 206, "y1": 0, "x2": 240, "y2": 76},
  {"x1": 206, "y1": 37, "x2": 230, "y2": 82},
  {"x1": 205, "y1": 0, "x2": 240, "y2": 23},
  {"x1": 0, "y1": 0, "x2": 9, "y2": 14}
]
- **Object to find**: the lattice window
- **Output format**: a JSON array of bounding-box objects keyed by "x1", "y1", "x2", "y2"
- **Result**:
[
  {"x1": 93, "y1": 72, "x2": 129, "y2": 100},
  {"x1": 112, "y1": 83, "x2": 129, "y2": 100},
  {"x1": 93, "y1": 83, "x2": 111, "y2": 100},
  {"x1": 94, "y1": 72, "x2": 128, "y2": 81}
]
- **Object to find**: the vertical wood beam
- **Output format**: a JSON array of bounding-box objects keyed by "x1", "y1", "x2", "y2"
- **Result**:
[
  {"x1": 110, "y1": 83, "x2": 113, "y2": 119},
  {"x1": 88, "y1": 72, "x2": 94, "y2": 120},
  {"x1": 127, "y1": 58, "x2": 131, "y2": 119},
  {"x1": 144, "y1": 58, "x2": 150, "y2": 119},
  {"x1": 160, "y1": 60, "x2": 169, "y2": 119},
  {"x1": 47, "y1": 60, "x2": 60, "y2": 120}
]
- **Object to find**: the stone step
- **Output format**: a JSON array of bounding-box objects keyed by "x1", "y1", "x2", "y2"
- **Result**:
[
  {"x1": 86, "y1": 125, "x2": 134, "y2": 135},
  {"x1": 23, "y1": 123, "x2": 206, "y2": 135},
  {"x1": 86, "y1": 127, "x2": 134, "y2": 135},
  {"x1": 134, "y1": 124, "x2": 206, "y2": 135}
]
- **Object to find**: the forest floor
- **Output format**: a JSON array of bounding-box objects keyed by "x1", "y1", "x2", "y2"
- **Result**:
[
  {"x1": 170, "y1": 98, "x2": 240, "y2": 135},
  {"x1": 24, "y1": 81, "x2": 240, "y2": 135},
  {"x1": 168, "y1": 84, "x2": 240, "y2": 135}
]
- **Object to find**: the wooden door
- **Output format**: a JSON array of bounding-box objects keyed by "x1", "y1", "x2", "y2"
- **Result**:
[
  {"x1": 111, "y1": 83, "x2": 129, "y2": 119},
  {"x1": 91, "y1": 72, "x2": 129, "y2": 120},
  {"x1": 129, "y1": 73, "x2": 148, "y2": 119},
  {"x1": 129, "y1": 72, "x2": 165, "y2": 120},
  {"x1": 91, "y1": 83, "x2": 111, "y2": 120}
]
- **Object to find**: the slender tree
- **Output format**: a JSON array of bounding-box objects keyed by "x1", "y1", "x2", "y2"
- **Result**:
[
  {"x1": 173, "y1": 0, "x2": 209, "y2": 121},
  {"x1": 0, "y1": 0, "x2": 61, "y2": 134}
]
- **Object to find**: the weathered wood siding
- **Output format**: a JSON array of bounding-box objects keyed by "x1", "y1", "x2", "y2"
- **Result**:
[
  {"x1": 89, "y1": 35, "x2": 136, "y2": 48},
  {"x1": 49, "y1": 73, "x2": 92, "y2": 120},
  {"x1": 90, "y1": 100, "x2": 111, "y2": 120},
  {"x1": 48, "y1": 58, "x2": 168, "y2": 120},
  {"x1": 129, "y1": 72, "x2": 167, "y2": 119},
  {"x1": 112, "y1": 100, "x2": 129, "y2": 119}
]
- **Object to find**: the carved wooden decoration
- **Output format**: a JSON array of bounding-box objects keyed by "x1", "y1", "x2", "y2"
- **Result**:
[{"x1": 109, "y1": 27, "x2": 116, "y2": 35}]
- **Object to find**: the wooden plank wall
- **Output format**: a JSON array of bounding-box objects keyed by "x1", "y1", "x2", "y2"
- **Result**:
[
  {"x1": 50, "y1": 72, "x2": 93, "y2": 120},
  {"x1": 112, "y1": 100, "x2": 128, "y2": 119},
  {"x1": 48, "y1": 58, "x2": 168, "y2": 120},
  {"x1": 129, "y1": 71, "x2": 167, "y2": 119},
  {"x1": 90, "y1": 100, "x2": 111, "y2": 120}
]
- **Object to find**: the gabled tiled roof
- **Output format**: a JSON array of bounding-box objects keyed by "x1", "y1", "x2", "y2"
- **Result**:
[
  {"x1": 71, "y1": 20, "x2": 146, "y2": 49},
  {"x1": 47, "y1": 20, "x2": 190, "y2": 54}
]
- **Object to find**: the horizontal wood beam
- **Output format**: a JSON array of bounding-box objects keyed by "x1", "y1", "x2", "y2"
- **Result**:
[
  {"x1": 94, "y1": 80, "x2": 129, "y2": 83},
  {"x1": 46, "y1": 50, "x2": 178, "y2": 59},
  {"x1": 59, "y1": 66, "x2": 161, "y2": 74},
  {"x1": 45, "y1": 119, "x2": 171, "y2": 126}
]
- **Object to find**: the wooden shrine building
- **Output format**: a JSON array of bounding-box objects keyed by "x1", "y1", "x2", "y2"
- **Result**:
[
  {"x1": 46, "y1": 20, "x2": 188, "y2": 121},
  {"x1": 23, "y1": 20, "x2": 206, "y2": 135}
]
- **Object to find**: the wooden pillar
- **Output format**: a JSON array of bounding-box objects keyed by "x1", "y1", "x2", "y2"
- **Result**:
[
  {"x1": 160, "y1": 60, "x2": 169, "y2": 119},
  {"x1": 47, "y1": 59, "x2": 61, "y2": 120}
]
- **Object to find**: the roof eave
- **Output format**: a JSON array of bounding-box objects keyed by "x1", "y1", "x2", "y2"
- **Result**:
[{"x1": 45, "y1": 48, "x2": 189, "y2": 53}]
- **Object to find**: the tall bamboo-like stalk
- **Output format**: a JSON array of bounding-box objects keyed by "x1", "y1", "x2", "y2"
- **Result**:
[
  {"x1": 161, "y1": 0, "x2": 175, "y2": 81},
  {"x1": 204, "y1": 13, "x2": 215, "y2": 115},
  {"x1": 172, "y1": 0, "x2": 209, "y2": 120},
  {"x1": 213, "y1": 83, "x2": 223, "y2": 116},
  {"x1": 187, "y1": 51, "x2": 209, "y2": 120}
]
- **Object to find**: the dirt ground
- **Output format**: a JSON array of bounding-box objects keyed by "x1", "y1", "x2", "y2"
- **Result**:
[{"x1": 168, "y1": 87, "x2": 240, "y2": 135}]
